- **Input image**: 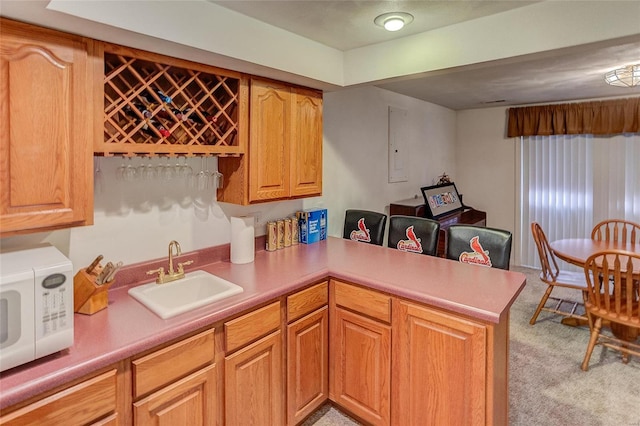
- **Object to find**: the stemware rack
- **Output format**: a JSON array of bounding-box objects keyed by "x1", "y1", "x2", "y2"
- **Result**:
[{"x1": 98, "y1": 43, "x2": 248, "y2": 157}]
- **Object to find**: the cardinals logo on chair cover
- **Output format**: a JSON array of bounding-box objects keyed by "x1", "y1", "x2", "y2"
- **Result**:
[
  {"x1": 396, "y1": 225, "x2": 423, "y2": 253},
  {"x1": 350, "y1": 218, "x2": 371, "y2": 242},
  {"x1": 459, "y1": 236, "x2": 492, "y2": 267}
]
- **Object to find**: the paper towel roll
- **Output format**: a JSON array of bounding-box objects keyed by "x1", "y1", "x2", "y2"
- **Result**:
[{"x1": 231, "y1": 216, "x2": 255, "y2": 264}]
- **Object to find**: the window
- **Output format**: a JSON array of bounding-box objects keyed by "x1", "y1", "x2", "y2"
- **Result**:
[{"x1": 516, "y1": 133, "x2": 640, "y2": 269}]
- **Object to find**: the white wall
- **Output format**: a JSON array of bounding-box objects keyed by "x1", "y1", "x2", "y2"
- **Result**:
[
  {"x1": 1, "y1": 156, "x2": 304, "y2": 271},
  {"x1": 455, "y1": 107, "x2": 515, "y2": 235},
  {"x1": 2, "y1": 86, "x2": 457, "y2": 269},
  {"x1": 314, "y1": 86, "x2": 457, "y2": 239}
]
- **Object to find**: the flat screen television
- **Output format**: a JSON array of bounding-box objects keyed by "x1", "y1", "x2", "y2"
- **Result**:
[{"x1": 420, "y1": 182, "x2": 464, "y2": 219}]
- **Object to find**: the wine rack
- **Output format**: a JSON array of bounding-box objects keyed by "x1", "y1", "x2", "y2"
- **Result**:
[{"x1": 98, "y1": 43, "x2": 248, "y2": 157}]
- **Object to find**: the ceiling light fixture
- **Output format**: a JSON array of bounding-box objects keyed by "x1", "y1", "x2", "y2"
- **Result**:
[
  {"x1": 604, "y1": 64, "x2": 640, "y2": 87},
  {"x1": 374, "y1": 12, "x2": 414, "y2": 32}
]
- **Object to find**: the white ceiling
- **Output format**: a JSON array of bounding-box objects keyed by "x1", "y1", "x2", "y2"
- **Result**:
[
  {"x1": 213, "y1": 1, "x2": 538, "y2": 51},
  {"x1": 212, "y1": 0, "x2": 640, "y2": 110},
  {"x1": 2, "y1": 1, "x2": 640, "y2": 111}
]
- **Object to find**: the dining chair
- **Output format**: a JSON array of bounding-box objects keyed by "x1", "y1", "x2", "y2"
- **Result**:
[
  {"x1": 591, "y1": 219, "x2": 640, "y2": 244},
  {"x1": 529, "y1": 222, "x2": 589, "y2": 325},
  {"x1": 343, "y1": 209, "x2": 387, "y2": 246},
  {"x1": 387, "y1": 215, "x2": 440, "y2": 256},
  {"x1": 445, "y1": 225, "x2": 512, "y2": 270},
  {"x1": 581, "y1": 250, "x2": 640, "y2": 371}
]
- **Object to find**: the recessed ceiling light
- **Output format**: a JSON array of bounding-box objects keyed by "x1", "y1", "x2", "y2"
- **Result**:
[{"x1": 374, "y1": 12, "x2": 414, "y2": 32}]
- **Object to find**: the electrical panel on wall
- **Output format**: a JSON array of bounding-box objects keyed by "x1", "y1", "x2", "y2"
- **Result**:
[{"x1": 388, "y1": 106, "x2": 409, "y2": 183}]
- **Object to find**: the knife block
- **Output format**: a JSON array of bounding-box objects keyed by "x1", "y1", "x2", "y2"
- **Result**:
[{"x1": 73, "y1": 268, "x2": 112, "y2": 315}]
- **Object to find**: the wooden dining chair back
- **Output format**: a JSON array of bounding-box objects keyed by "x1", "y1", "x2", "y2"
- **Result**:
[
  {"x1": 343, "y1": 209, "x2": 387, "y2": 246},
  {"x1": 387, "y1": 215, "x2": 440, "y2": 256},
  {"x1": 591, "y1": 219, "x2": 640, "y2": 244},
  {"x1": 581, "y1": 250, "x2": 640, "y2": 371},
  {"x1": 529, "y1": 222, "x2": 589, "y2": 325},
  {"x1": 445, "y1": 225, "x2": 512, "y2": 270}
]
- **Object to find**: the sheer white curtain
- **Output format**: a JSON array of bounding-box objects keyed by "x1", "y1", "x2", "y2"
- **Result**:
[{"x1": 516, "y1": 133, "x2": 640, "y2": 269}]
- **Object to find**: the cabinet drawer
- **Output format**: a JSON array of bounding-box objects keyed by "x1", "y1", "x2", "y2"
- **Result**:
[
  {"x1": 332, "y1": 280, "x2": 391, "y2": 323},
  {"x1": 132, "y1": 328, "x2": 215, "y2": 399},
  {"x1": 0, "y1": 369, "x2": 117, "y2": 426},
  {"x1": 287, "y1": 281, "x2": 328, "y2": 323},
  {"x1": 225, "y1": 301, "x2": 281, "y2": 352}
]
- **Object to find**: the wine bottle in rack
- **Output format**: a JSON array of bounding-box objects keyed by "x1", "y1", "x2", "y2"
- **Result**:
[
  {"x1": 148, "y1": 120, "x2": 171, "y2": 137},
  {"x1": 156, "y1": 90, "x2": 172, "y2": 104},
  {"x1": 141, "y1": 89, "x2": 172, "y2": 105},
  {"x1": 182, "y1": 107, "x2": 204, "y2": 125},
  {"x1": 125, "y1": 103, "x2": 152, "y2": 119}
]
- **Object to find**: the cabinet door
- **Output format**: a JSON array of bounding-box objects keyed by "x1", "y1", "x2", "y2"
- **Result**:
[
  {"x1": 225, "y1": 330, "x2": 283, "y2": 425},
  {"x1": 287, "y1": 306, "x2": 328, "y2": 425},
  {"x1": 393, "y1": 301, "x2": 487, "y2": 426},
  {"x1": 249, "y1": 79, "x2": 291, "y2": 201},
  {"x1": 133, "y1": 364, "x2": 216, "y2": 426},
  {"x1": 0, "y1": 18, "x2": 94, "y2": 235},
  {"x1": 330, "y1": 307, "x2": 390, "y2": 426},
  {"x1": 0, "y1": 369, "x2": 118, "y2": 426},
  {"x1": 290, "y1": 88, "x2": 322, "y2": 197}
]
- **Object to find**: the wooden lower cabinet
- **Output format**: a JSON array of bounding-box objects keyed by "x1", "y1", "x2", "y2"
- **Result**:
[
  {"x1": 2, "y1": 281, "x2": 510, "y2": 425},
  {"x1": 0, "y1": 367, "x2": 122, "y2": 426},
  {"x1": 225, "y1": 330, "x2": 283, "y2": 425},
  {"x1": 392, "y1": 300, "x2": 488, "y2": 425},
  {"x1": 131, "y1": 328, "x2": 217, "y2": 426},
  {"x1": 330, "y1": 306, "x2": 391, "y2": 426},
  {"x1": 287, "y1": 306, "x2": 328, "y2": 425},
  {"x1": 133, "y1": 364, "x2": 216, "y2": 426}
]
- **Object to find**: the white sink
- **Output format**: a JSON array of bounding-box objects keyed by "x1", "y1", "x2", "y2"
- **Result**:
[{"x1": 128, "y1": 270, "x2": 244, "y2": 319}]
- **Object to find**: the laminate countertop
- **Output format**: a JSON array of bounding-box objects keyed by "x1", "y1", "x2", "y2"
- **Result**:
[{"x1": 0, "y1": 237, "x2": 526, "y2": 409}]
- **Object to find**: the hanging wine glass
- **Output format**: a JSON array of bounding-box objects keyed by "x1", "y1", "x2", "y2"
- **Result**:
[
  {"x1": 116, "y1": 157, "x2": 127, "y2": 180},
  {"x1": 123, "y1": 157, "x2": 137, "y2": 181},
  {"x1": 178, "y1": 156, "x2": 194, "y2": 187},
  {"x1": 161, "y1": 156, "x2": 175, "y2": 181},
  {"x1": 196, "y1": 156, "x2": 210, "y2": 191},
  {"x1": 136, "y1": 156, "x2": 148, "y2": 179},
  {"x1": 143, "y1": 157, "x2": 157, "y2": 180},
  {"x1": 94, "y1": 157, "x2": 104, "y2": 193}
]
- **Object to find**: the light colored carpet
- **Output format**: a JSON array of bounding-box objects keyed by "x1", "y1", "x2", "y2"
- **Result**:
[{"x1": 304, "y1": 266, "x2": 639, "y2": 425}]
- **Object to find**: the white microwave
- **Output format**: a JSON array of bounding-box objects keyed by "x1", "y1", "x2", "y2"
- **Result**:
[{"x1": 0, "y1": 245, "x2": 74, "y2": 372}]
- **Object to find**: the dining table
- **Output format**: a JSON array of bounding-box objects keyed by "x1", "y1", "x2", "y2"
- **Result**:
[{"x1": 550, "y1": 238, "x2": 640, "y2": 342}]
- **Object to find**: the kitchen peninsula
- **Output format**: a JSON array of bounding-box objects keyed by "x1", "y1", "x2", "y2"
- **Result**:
[{"x1": 0, "y1": 237, "x2": 526, "y2": 425}]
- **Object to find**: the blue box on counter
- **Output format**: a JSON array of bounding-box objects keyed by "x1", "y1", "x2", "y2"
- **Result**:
[{"x1": 299, "y1": 208, "x2": 327, "y2": 244}]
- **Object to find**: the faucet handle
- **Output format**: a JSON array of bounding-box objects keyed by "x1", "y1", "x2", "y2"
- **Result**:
[
  {"x1": 177, "y1": 260, "x2": 194, "y2": 274},
  {"x1": 146, "y1": 267, "x2": 165, "y2": 284}
]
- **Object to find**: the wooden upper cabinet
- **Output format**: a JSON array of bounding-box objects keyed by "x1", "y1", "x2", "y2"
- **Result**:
[
  {"x1": 0, "y1": 18, "x2": 95, "y2": 236},
  {"x1": 249, "y1": 79, "x2": 292, "y2": 201},
  {"x1": 218, "y1": 78, "x2": 322, "y2": 204},
  {"x1": 291, "y1": 88, "x2": 323, "y2": 197}
]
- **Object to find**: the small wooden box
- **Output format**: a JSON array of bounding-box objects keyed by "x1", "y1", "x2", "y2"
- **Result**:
[{"x1": 73, "y1": 268, "x2": 112, "y2": 315}]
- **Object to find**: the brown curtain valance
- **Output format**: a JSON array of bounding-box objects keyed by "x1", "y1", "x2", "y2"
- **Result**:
[{"x1": 507, "y1": 97, "x2": 640, "y2": 137}]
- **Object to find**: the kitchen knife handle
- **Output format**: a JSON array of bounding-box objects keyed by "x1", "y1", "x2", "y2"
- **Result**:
[
  {"x1": 96, "y1": 262, "x2": 114, "y2": 285},
  {"x1": 86, "y1": 255, "x2": 104, "y2": 274}
]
